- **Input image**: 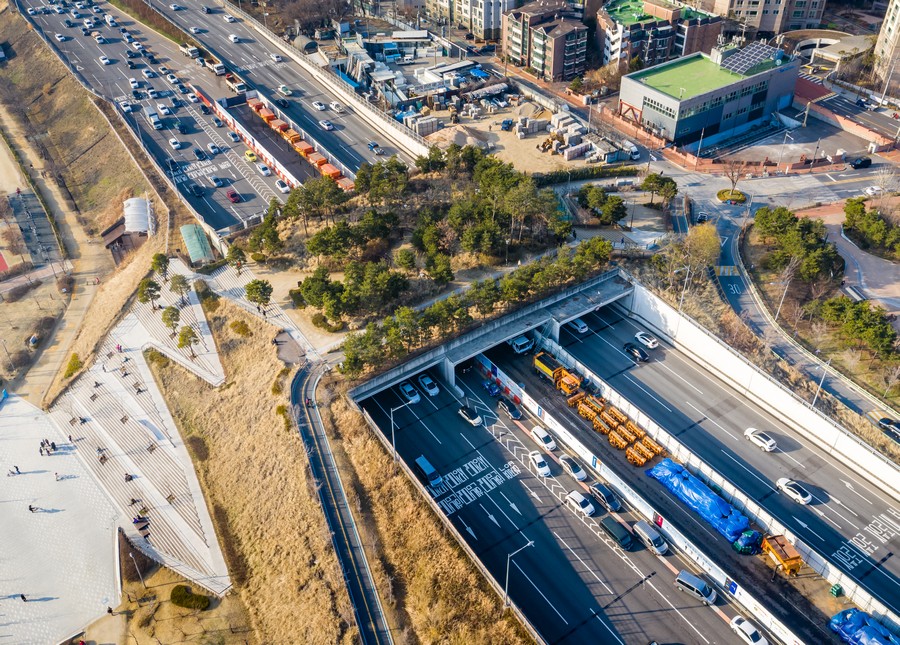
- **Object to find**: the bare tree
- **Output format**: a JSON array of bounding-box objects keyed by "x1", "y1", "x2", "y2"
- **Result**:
[
  {"x1": 809, "y1": 277, "x2": 832, "y2": 302},
  {"x1": 873, "y1": 167, "x2": 898, "y2": 195},
  {"x1": 810, "y1": 321, "x2": 829, "y2": 347},
  {"x1": 843, "y1": 348, "x2": 864, "y2": 374},
  {"x1": 882, "y1": 364, "x2": 900, "y2": 398},
  {"x1": 724, "y1": 159, "x2": 744, "y2": 195}
]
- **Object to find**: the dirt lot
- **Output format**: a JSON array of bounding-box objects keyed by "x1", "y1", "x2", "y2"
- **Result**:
[
  {"x1": 0, "y1": 279, "x2": 66, "y2": 379},
  {"x1": 147, "y1": 300, "x2": 355, "y2": 644}
]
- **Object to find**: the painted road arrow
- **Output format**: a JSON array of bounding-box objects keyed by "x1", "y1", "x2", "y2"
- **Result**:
[
  {"x1": 841, "y1": 479, "x2": 873, "y2": 505},
  {"x1": 793, "y1": 516, "x2": 825, "y2": 541}
]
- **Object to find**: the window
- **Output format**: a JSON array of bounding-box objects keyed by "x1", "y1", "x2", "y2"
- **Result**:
[
  {"x1": 749, "y1": 10, "x2": 758, "y2": 14},
  {"x1": 795, "y1": 1, "x2": 805, "y2": 6},
  {"x1": 792, "y1": 10, "x2": 802, "y2": 16}
]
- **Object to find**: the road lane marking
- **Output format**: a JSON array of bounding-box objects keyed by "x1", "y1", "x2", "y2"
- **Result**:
[
  {"x1": 554, "y1": 532, "x2": 614, "y2": 594},
  {"x1": 780, "y1": 451, "x2": 806, "y2": 469},
  {"x1": 622, "y1": 373, "x2": 672, "y2": 412},
  {"x1": 511, "y1": 560, "x2": 569, "y2": 624},
  {"x1": 656, "y1": 361, "x2": 703, "y2": 394},
  {"x1": 687, "y1": 402, "x2": 737, "y2": 440},
  {"x1": 589, "y1": 611, "x2": 627, "y2": 645},
  {"x1": 719, "y1": 450, "x2": 777, "y2": 492}
]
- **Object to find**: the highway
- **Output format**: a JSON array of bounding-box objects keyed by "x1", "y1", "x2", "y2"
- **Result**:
[
  {"x1": 545, "y1": 308, "x2": 900, "y2": 616},
  {"x1": 361, "y1": 371, "x2": 754, "y2": 645},
  {"x1": 820, "y1": 93, "x2": 900, "y2": 142}
]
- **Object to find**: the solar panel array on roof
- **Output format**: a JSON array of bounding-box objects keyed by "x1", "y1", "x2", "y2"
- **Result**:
[{"x1": 720, "y1": 42, "x2": 777, "y2": 75}]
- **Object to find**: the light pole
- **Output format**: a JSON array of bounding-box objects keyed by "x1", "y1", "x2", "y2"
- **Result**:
[
  {"x1": 777, "y1": 131, "x2": 793, "y2": 173},
  {"x1": 503, "y1": 540, "x2": 534, "y2": 608},
  {"x1": 129, "y1": 552, "x2": 146, "y2": 588},
  {"x1": 674, "y1": 266, "x2": 691, "y2": 337},
  {"x1": 390, "y1": 401, "x2": 412, "y2": 462},
  {"x1": 879, "y1": 60, "x2": 896, "y2": 107},
  {"x1": 773, "y1": 277, "x2": 791, "y2": 322},
  {"x1": 811, "y1": 358, "x2": 831, "y2": 410},
  {"x1": 1, "y1": 339, "x2": 14, "y2": 372}
]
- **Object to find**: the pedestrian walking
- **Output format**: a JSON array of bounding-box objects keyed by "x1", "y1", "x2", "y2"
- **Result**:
[
  {"x1": 20, "y1": 594, "x2": 26, "y2": 602},
  {"x1": 50, "y1": 442, "x2": 56, "y2": 451},
  {"x1": 107, "y1": 607, "x2": 113, "y2": 615},
  {"x1": 14, "y1": 465, "x2": 20, "y2": 474},
  {"x1": 28, "y1": 505, "x2": 35, "y2": 513},
  {"x1": 39, "y1": 447, "x2": 43, "y2": 457},
  {"x1": 68, "y1": 434, "x2": 73, "y2": 443},
  {"x1": 54, "y1": 472, "x2": 59, "y2": 481}
]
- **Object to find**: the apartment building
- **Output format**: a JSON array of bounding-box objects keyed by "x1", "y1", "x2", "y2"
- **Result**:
[
  {"x1": 502, "y1": 0, "x2": 589, "y2": 80},
  {"x1": 598, "y1": 0, "x2": 723, "y2": 70},
  {"x1": 704, "y1": 0, "x2": 825, "y2": 37},
  {"x1": 874, "y1": 0, "x2": 899, "y2": 96}
]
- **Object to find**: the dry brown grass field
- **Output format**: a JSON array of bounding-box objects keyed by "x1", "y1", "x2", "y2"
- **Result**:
[
  {"x1": 320, "y1": 386, "x2": 531, "y2": 644},
  {"x1": 148, "y1": 299, "x2": 355, "y2": 644}
]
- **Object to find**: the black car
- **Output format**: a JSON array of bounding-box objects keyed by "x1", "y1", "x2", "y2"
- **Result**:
[
  {"x1": 188, "y1": 183, "x2": 203, "y2": 197},
  {"x1": 201, "y1": 4, "x2": 211, "y2": 12},
  {"x1": 850, "y1": 156, "x2": 872, "y2": 169},
  {"x1": 125, "y1": 50, "x2": 139, "y2": 58},
  {"x1": 212, "y1": 116, "x2": 223, "y2": 127},
  {"x1": 464, "y1": 32, "x2": 475, "y2": 40},
  {"x1": 497, "y1": 396, "x2": 522, "y2": 420},
  {"x1": 173, "y1": 121, "x2": 187, "y2": 134},
  {"x1": 130, "y1": 89, "x2": 142, "y2": 100},
  {"x1": 146, "y1": 54, "x2": 158, "y2": 64},
  {"x1": 80, "y1": 27, "x2": 90, "y2": 35},
  {"x1": 200, "y1": 104, "x2": 211, "y2": 114},
  {"x1": 193, "y1": 148, "x2": 207, "y2": 161},
  {"x1": 273, "y1": 97, "x2": 289, "y2": 109},
  {"x1": 623, "y1": 342, "x2": 649, "y2": 362},
  {"x1": 126, "y1": 60, "x2": 135, "y2": 69},
  {"x1": 63, "y1": 18, "x2": 73, "y2": 27}
]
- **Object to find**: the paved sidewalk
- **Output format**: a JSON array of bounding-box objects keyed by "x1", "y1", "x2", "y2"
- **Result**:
[{"x1": 0, "y1": 394, "x2": 120, "y2": 645}]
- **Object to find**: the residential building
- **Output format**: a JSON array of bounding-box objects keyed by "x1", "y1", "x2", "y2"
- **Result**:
[
  {"x1": 874, "y1": 0, "x2": 900, "y2": 96},
  {"x1": 618, "y1": 41, "x2": 798, "y2": 144},
  {"x1": 598, "y1": 0, "x2": 723, "y2": 71},
  {"x1": 704, "y1": 0, "x2": 826, "y2": 38},
  {"x1": 503, "y1": 0, "x2": 589, "y2": 80}
]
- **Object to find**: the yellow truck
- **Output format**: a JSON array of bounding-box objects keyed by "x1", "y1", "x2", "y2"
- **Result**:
[{"x1": 533, "y1": 352, "x2": 582, "y2": 395}]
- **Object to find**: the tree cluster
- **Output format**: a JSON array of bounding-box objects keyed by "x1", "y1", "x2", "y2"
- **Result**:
[
  {"x1": 298, "y1": 261, "x2": 409, "y2": 322},
  {"x1": 339, "y1": 237, "x2": 613, "y2": 377},
  {"x1": 306, "y1": 210, "x2": 399, "y2": 261},
  {"x1": 354, "y1": 157, "x2": 410, "y2": 207},
  {"x1": 754, "y1": 206, "x2": 842, "y2": 282},
  {"x1": 815, "y1": 296, "x2": 897, "y2": 357},
  {"x1": 576, "y1": 185, "x2": 628, "y2": 225},
  {"x1": 248, "y1": 203, "x2": 283, "y2": 257},
  {"x1": 282, "y1": 176, "x2": 349, "y2": 235},
  {"x1": 843, "y1": 197, "x2": 900, "y2": 258},
  {"x1": 640, "y1": 173, "x2": 678, "y2": 207}
]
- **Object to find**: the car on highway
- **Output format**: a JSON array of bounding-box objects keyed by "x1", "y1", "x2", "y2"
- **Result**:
[
  {"x1": 99, "y1": 55, "x2": 111, "y2": 64},
  {"x1": 776, "y1": 478, "x2": 812, "y2": 504},
  {"x1": 744, "y1": 427, "x2": 777, "y2": 452},
  {"x1": 273, "y1": 97, "x2": 289, "y2": 108},
  {"x1": 275, "y1": 179, "x2": 290, "y2": 194},
  {"x1": 130, "y1": 89, "x2": 142, "y2": 100},
  {"x1": 529, "y1": 450, "x2": 551, "y2": 477},
  {"x1": 226, "y1": 188, "x2": 241, "y2": 203},
  {"x1": 119, "y1": 100, "x2": 133, "y2": 113},
  {"x1": 26, "y1": 6, "x2": 35, "y2": 14},
  {"x1": 80, "y1": 26, "x2": 90, "y2": 35},
  {"x1": 125, "y1": 49, "x2": 139, "y2": 58},
  {"x1": 417, "y1": 373, "x2": 439, "y2": 396},
  {"x1": 169, "y1": 3, "x2": 181, "y2": 9},
  {"x1": 199, "y1": 103, "x2": 210, "y2": 114},
  {"x1": 244, "y1": 150, "x2": 258, "y2": 162},
  {"x1": 228, "y1": 34, "x2": 240, "y2": 43},
  {"x1": 94, "y1": 35, "x2": 106, "y2": 44},
  {"x1": 64, "y1": 19, "x2": 74, "y2": 27},
  {"x1": 850, "y1": 156, "x2": 872, "y2": 169},
  {"x1": 311, "y1": 101, "x2": 326, "y2": 110},
  {"x1": 318, "y1": 119, "x2": 334, "y2": 131},
  {"x1": 559, "y1": 454, "x2": 587, "y2": 481},
  {"x1": 256, "y1": 163, "x2": 271, "y2": 176},
  {"x1": 188, "y1": 184, "x2": 203, "y2": 198},
  {"x1": 623, "y1": 342, "x2": 650, "y2": 362},
  {"x1": 589, "y1": 482, "x2": 621, "y2": 512},
  {"x1": 227, "y1": 131, "x2": 241, "y2": 142},
  {"x1": 189, "y1": 26, "x2": 201, "y2": 34},
  {"x1": 142, "y1": 69, "x2": 155, "y2": 79},
  {"x1": 482, "y1": 380, "x2": 501, "y2": 396},
  {"x1": 458, "y1": 405, "x2": 482, "y2": 427},
  {"x1": 207, "y1": 143, "x2": 220, "y2": 155},
  {"x1": 879, "y1": 417, "x2": 900, "y2": 431},
  {"x1": 730, "y1": 616, "x2": 768, "y2": 645},
  {"x1": 565, "y1": 490, "x2": 595, "y2": 516},
  {"x1": 224, "y1": 13, "x2": 236, "y2": 22},
  {"x1": 132, "y1": 41, "x2": 145, "y2": 51},
  {"x1": 148, "y1": 89, "x2": 162, "y2": 99},
  {"x1": 126, "y1": 60, "x2": 136, "y2": 69},
  {"x1": 330, "y1": 102, "x2": 344, "y2": 113},
  {"x1": 54, "y1": 33, "x2": 65, "y2": 41},
  {"x1": 529, "y1": 426, "x2": 557, "y2": 451},
  {"x1": 129, "y1": 77, "x2": 139, "y2": 88},
  {"x1": 157, "y1": 103, "x2": 170, "y2": 115},
  {"x1": 270, "y1": 53, "x2": 283, "y2": 62},
  {"x1": 212, "y1": 116, "x2": 223, "y2": 127},
  {"x1": 166, "y1": 73, "x2": 178, "y2": 83},
  {"x1": 194, "y1": 148, "x2": 207, "y2": 161},
  {"x1": 497, "y1": 396, "x2": 521, "y2": 420},
  {"x1": 634, "y1": 331, "x2": 659, "y2": 349},
  {"x1": 168, "y1": 138, "x2": 181, "y2": 149},
  {"x1": 399, "y1": 381, "x2": 420, "y2": 404},
  {"x1": 173, "y1": 120, "x2": 187, "y2": 134},
  {"x1": 208, "y1": 176, "x2": 224, "y2": 187},
  {"x1": 864, "y1": 186, "x2": 883, "y2": 196},
  {"x1": 187, "y1": 93, "x2": 199, "y2": 103}
]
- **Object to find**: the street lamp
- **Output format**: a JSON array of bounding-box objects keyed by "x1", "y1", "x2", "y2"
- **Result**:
[
  {"x1": 673, "y1": 266, "x2": 691, "y2": 337},
  {"x1": 777, "y1": 131, "x2": 794, "y2": 173},
  {"x1": 811, "y1": 358, "x2": 831, "y2": 410},
  {"x1": 503, "y1": 540, "x2": 534, "y2": 608},
  {"x1": 390, "y1": 401, "x2": 412, "y2": 462},
  {"x1": 129, "y1": 552, "x2": 146, "y2": 588},
  {"x1": 773, "y1": 277, "x2": 792, "y2": 322}
]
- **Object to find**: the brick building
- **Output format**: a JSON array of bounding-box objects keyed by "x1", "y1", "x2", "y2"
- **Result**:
[{"x1": 502, "y1": 0, "x2": 589, "y2": 81}]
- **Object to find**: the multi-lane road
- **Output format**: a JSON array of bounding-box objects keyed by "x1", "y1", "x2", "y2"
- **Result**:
[{"x1": 362, "y1": 370, "x2": 750, "y2": 645}]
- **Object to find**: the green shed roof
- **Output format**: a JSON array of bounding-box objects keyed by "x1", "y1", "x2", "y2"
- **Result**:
[{"x1": 180, "y1": 224, "x2": 215, "y2": 264}]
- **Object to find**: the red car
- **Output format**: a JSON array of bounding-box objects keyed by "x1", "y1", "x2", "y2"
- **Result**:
[{"x1": 226, "y1": 189, "x2": 241, "y2": 203}]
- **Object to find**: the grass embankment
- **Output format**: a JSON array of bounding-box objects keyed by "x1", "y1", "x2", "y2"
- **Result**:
[
  {"x1": 107, "y1": 0, "x2": 199, "y2": 49},
  {"x1": 320, "y1": 386, "x2": 531, "y2": 643},
  {"x1": 147, "y1": 299, "x2": 355, "y2": 644}
]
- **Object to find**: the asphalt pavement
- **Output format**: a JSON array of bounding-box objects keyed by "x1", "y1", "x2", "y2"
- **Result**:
[
  {"x1": 821, "y1": 94, "x2": 900, "y2": 141},
  {"x1": 361, "y1": 371, "x2": 753, "y2": 645}
]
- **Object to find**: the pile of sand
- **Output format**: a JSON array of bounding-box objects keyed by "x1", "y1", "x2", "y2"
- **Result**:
[
  {"x1": 516, "y1": 101, "x2": 543, "y2": 118},
  {"x1": 426, "y1": 124, "x2": 489, "y2": 148}
]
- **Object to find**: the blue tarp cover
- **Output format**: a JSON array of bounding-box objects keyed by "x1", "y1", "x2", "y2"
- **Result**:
[
  {"x1": 830, "y1": 609, "x2": 899, "y2": 645},
  {"x1": 470, "y1": 68, "x2": 489, "y2": 79},
  {"x1": 646, "y1": 459, "x2": 750, "y2": 542}
]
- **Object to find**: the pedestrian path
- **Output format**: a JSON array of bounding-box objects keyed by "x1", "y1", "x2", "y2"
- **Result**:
[{"x1": 0, "y1": 394, "x2": 120, "y2": 645}]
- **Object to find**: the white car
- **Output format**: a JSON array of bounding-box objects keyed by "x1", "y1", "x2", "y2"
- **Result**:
[
  {"x1": 54, "y1": 33, "x2": 65, "y2": 42},
  {"x1": 99, "y1": 55, "x2": 111, "y2": 65},
  {"x1": 776, "y1": 478, "x2": 812, "y2": 505},
  {"x1": 529, "y1": 451, "x2": 551, "y2": 477},
  {"x1": 120, "y1": 100, "x2": 133, "y2": 113},
  {"x1": 311, "y1": 101, "x2": 326, "y2": 110},
  {"x1": 399, "y1": 381, "x2": 420, "y2": 404},
  {"x1": 157, "y1": 103, "x2": 171, "y2": 115},
  {"x1": 207, "y1": 143, "x2": 220, "y2": 155},
  {"x1": 329, "y1": 101, "x2": 344, "y2": 113},
  {"x1": 227, "y1": 131, "x2": 241, "y2": 142},
  {"x1": 169, "y1": 3, "x2": 180, "y2": 9},
  {"x1": 166, "y1": 73, "x2": 178, "y2": 84},
  {"x1": 634, "y1": 331, "x2": 659, "y2": 349},
  {"x1": 187, "y1": 93, "x2": 199, "y2": 103},
  {"x1": 417, "y1": 373, "x2": 439, "y2": 396},
  {"x1": 530, "y1": 426, "x2": 557, "y2": 451},
  {"x1": 864, "y1": 186, "x2": 884, "y2": 196},
  {"x1": 274, "y1": 179, "x2": 289, "y2": 194},
  {"x1": 94, "y1": 35, "x2": 105, "y2": 44},
  {"x1": 189, "y1": 26, "x2": 201, "y2": 34},
  {"x1": 559, "y1": 454, "x2": 587, "y2": 482},
  {"x1": 730, "y1": 616, "x2": 768, "y2": 645},
  {"x1": 458, "y1": 405, "x2": 482, "y2": 427},
  {"x1": 224, "y1": 13, "x2": 236, "y2": 22},
  {"x1": 256, "y1": 163, "x2": 272, "y2": 176},
  {"x1": 269, "y1": 53, "x2": 282, "y2": 62},
  {"x1": 132, "y1": 41, "x2": 144, "y2": 51},
  {"x1": 228, "y1": 33, "x2": 239, "y2": 43},
  {"x1": 744, "y1": 427, "x2": 777, "y2": 452},
  {"x1": 142, "y1": 68, "x2": 155, "y2": 78},
  {"x1": 168, "y1": 138, "x2": 181, "y2": 149},
  {"x1": 128, "y1": 77, "x2": 139, "y2": 88},
  {"x1": 278, "y1": 84, "x2": 293, "y2": 96},
  {"x1": 565, "y1": 490, "x2": 595, "y2": 517},
  {"x1": 318, "y1": 119, "x2": 334, "y2": 131},
  {"x1": 26, "y1": 6, "x2": 36, "y2": 15}
]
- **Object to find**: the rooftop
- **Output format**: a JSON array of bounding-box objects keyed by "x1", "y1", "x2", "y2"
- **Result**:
[
  {"x1": 603, "y1": 0, "x2": 707, "y2": 25},
  {"x1": 630, "y1": 53, "x2": 745, "y2": 99}
]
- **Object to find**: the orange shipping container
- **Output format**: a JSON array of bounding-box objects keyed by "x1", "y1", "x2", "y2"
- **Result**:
[
  {"x1": 258, "y1": 109, "x2": 275, "y2": 123},
  {"x1": 320, "y1": 163, "x2": 341, "y2": 179},
  {"x1": 336, "y1": 177, "x2": 355, "y2": 192},
  {"x1": 307, "y1": 152, "x2": 327, "y2": 167},
  {"x1": 294, "y1": 141, "x2": 314, "y2": 157},
  {"x1": 247, "y1": 98, "x2": 263, "y2": 111},
  {"x1": 269, "y1": 119, "x2": 288, "y2": 133},
  {"x1": 283, "y1": 129, "x2": 301, "y2": 145}
]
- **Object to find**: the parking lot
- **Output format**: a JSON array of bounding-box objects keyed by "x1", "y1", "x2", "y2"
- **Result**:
[{"x1": 361, "y1": 368, "x2": 748, "y2": 644}]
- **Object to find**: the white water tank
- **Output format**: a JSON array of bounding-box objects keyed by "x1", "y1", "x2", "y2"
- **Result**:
[{"x1": 124, "y1": 197, "x2": 150, "y2": 233}]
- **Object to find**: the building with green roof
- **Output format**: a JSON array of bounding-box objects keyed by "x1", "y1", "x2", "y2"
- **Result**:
[
  {"x1": 180, "y1": 224, "x2": 215, "y2": 266},
  {"x1": 618, "y1": 42, "x2": 799, "y2": 147}
]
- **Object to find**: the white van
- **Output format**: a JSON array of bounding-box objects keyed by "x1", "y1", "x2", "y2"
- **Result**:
[
  {"x1": 675, "y1": 570, "x2": 716, "y2": 605},
  {"x1": 633, "y1": 520, "x2": 668, "y2": 555},
  {"x1": 507, "y1": 335, "x2": 534, "y2": 354},
  {"x1": 414, "y1": 455, "x2": 442, "y2": 488}
]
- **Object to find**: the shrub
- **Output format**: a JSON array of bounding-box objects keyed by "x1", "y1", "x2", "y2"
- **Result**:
[
  {"x1": 533, "y1": 165, "x2": 638, "y2": 187},
  {"x1": 56, "y1": 274, "x2": 75, "y2": 293},
  {"x1": 144, "y1": 348, "x2": 170, "y2": 368},
  {"x1": 717, "y1": 189, "x2": 746, "y2": 203},
  {"x1": 169, "y1": 585, "x2": 210, "y2": 610},
  {"x1": 271, "y1": 379, "x2": 284, "y2": 396},
  {"x1": 193, "y1": 279, "x2": 220, "y2": 313},
  {"x1": 275, "y1": 404, "x2": 291, "y2": 431},
  {"x1": 5, "y1": 280, "x2": 41, "y2": 303},
  {"x1": 195, "y1": 259, "x2": 228, "y2": 275},
  {"x1": 229, "y1": 320, "x2": 252, "y2": 337},
  {"x1": 311, "y1": 312, "x2": 345, "y2": 333},
  {"x1": 10, "y1": 350, "x2": 31, "y2": 371},
  {"x1": 250, "y1": 252, "x2": 267, "y2": 263},
  {"x1": 289, "y1": 288, "x2": 306, "y2": 309},
  {"x1": 64, "y1": 353, "x2": 82, "y2": 379}
]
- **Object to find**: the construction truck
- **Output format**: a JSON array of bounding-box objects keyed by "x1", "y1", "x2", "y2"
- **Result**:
[
  {"x1": 224, "y1": 73, "x2": 247, "y2": 94},
  {"x1": 179, "y1": 43, "x2": 200, "y2": 59},
  {"x1": 762, "y1": 535, "x2": 803, "y2": 576},
  {"x1": 533, "y1": 352, "x2": 582, "y2": 395}
]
